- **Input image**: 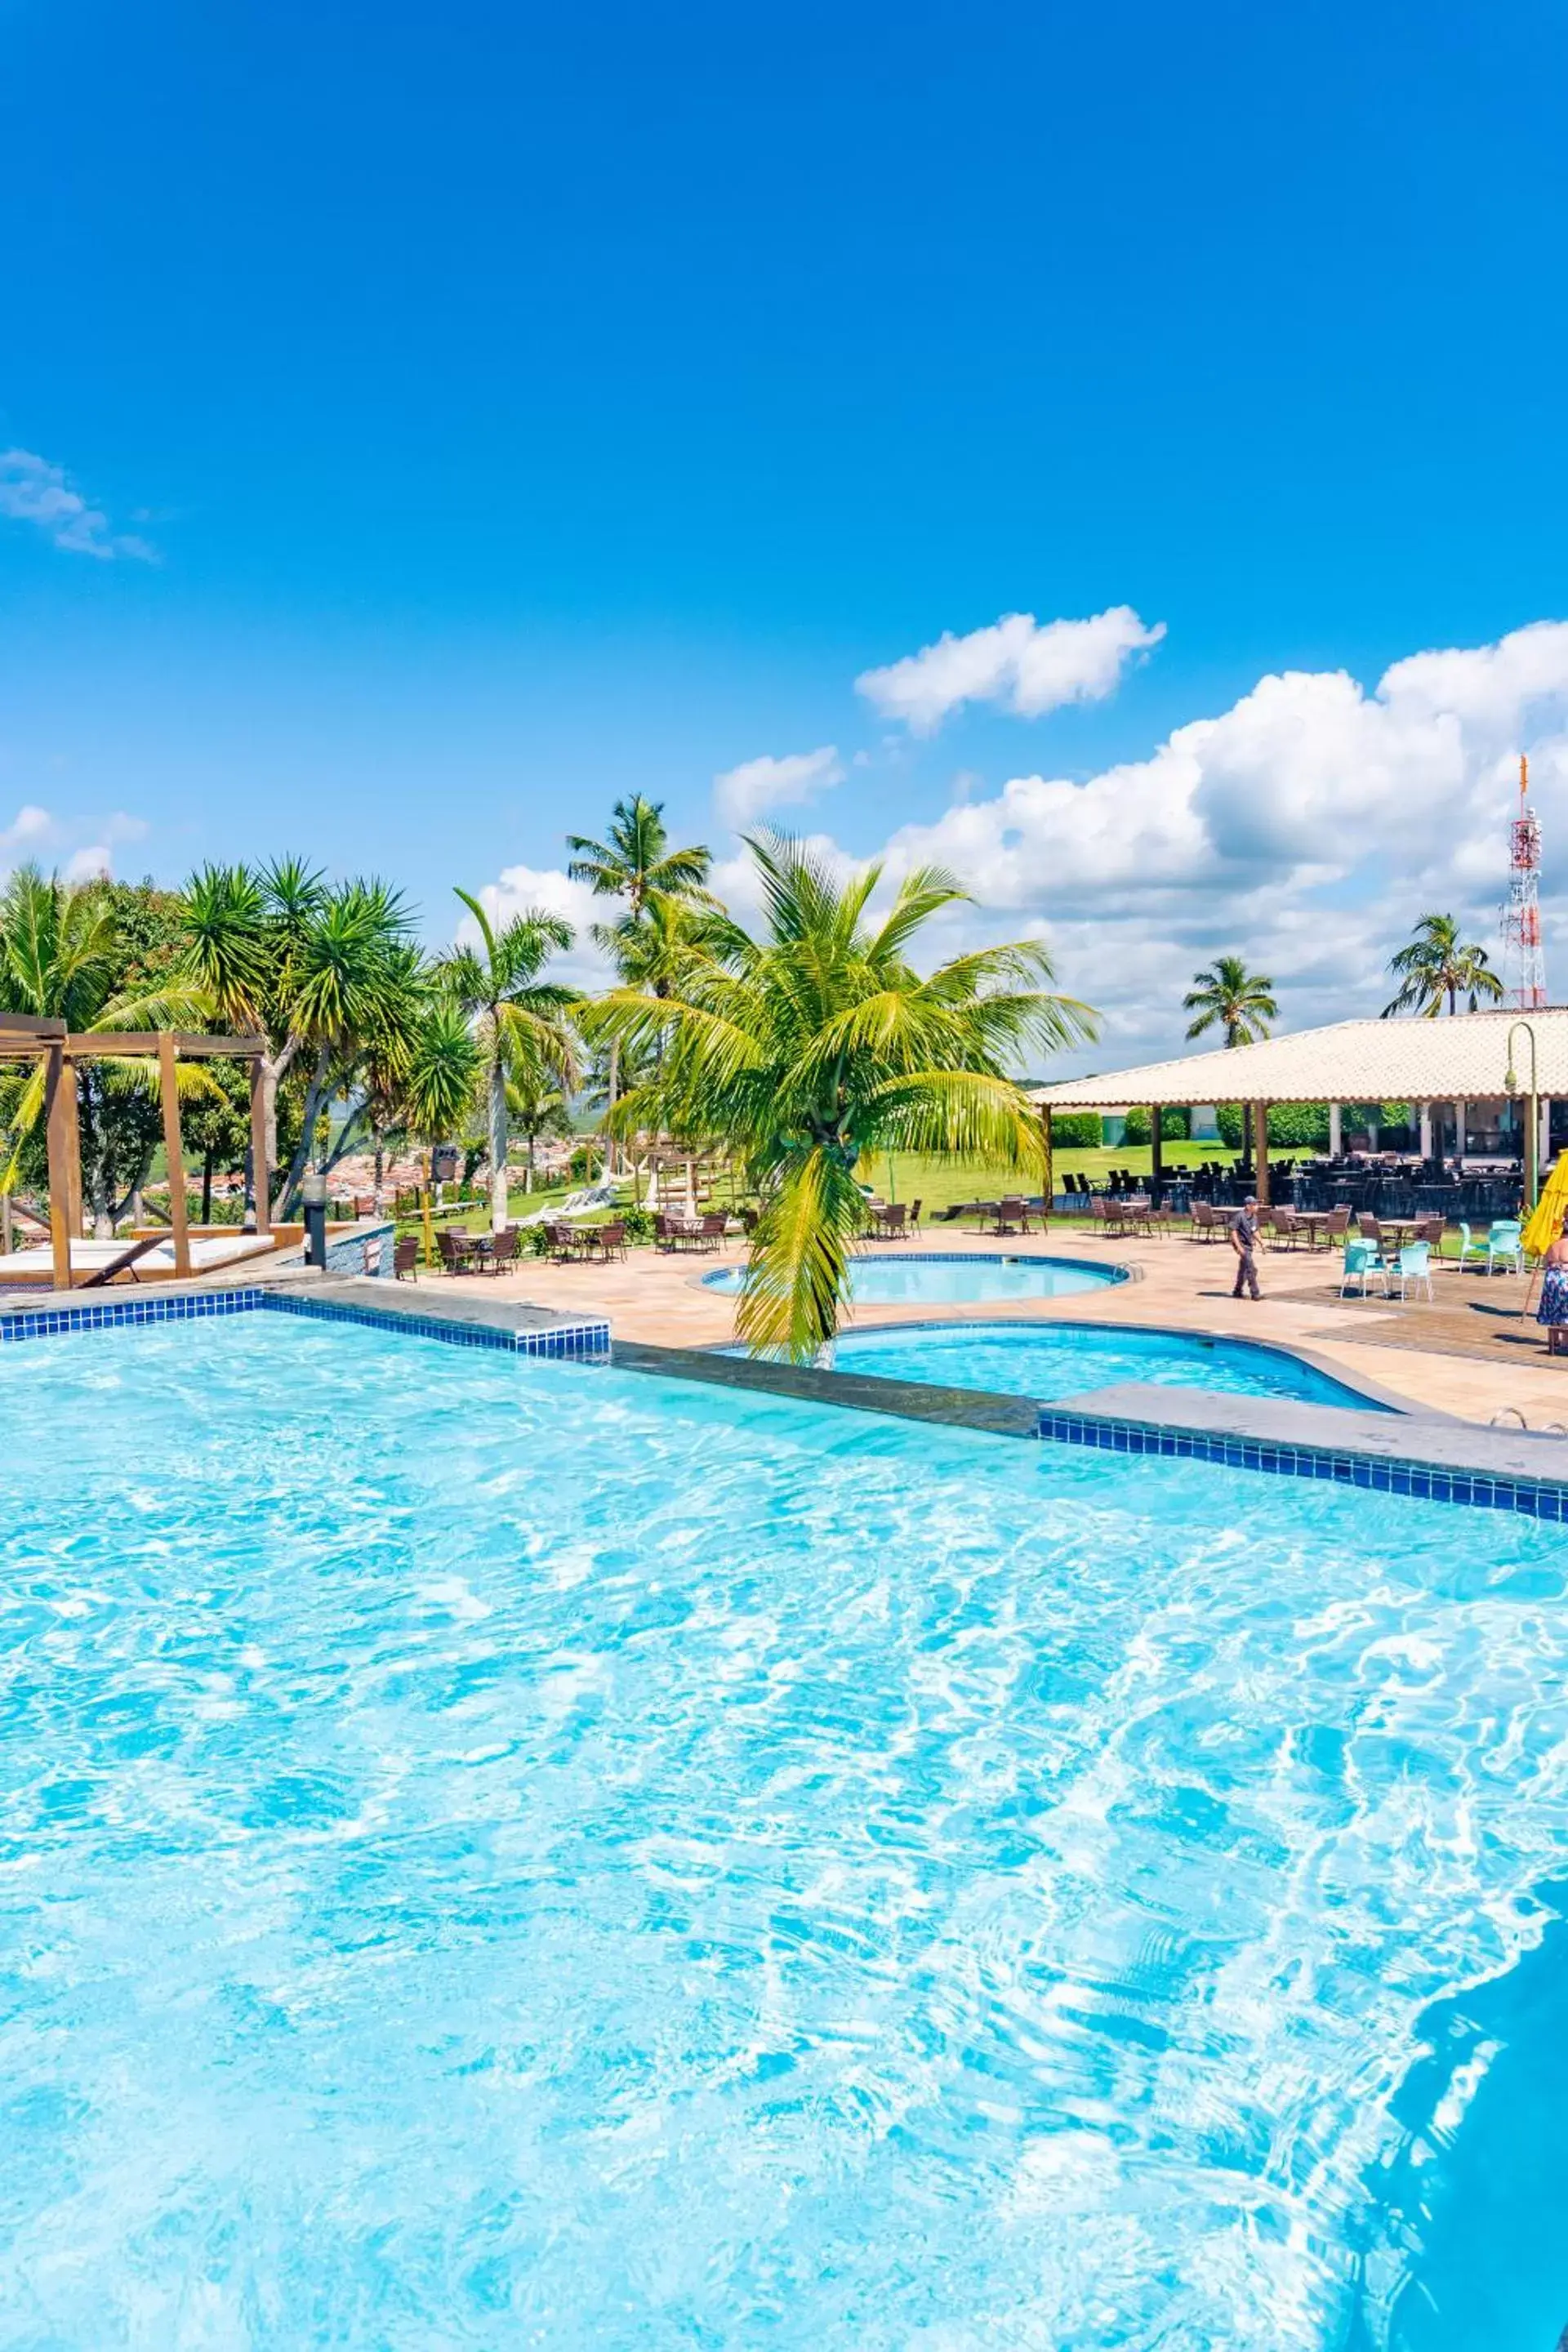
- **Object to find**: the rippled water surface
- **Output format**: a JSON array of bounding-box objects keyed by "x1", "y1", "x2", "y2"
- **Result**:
[
  {"x1": 2, "y1": 1314, "x2": 1566, "y2": 2349},
  {"x1": 829, "y1": 1319, "x2": 1387, "y2": 1409}
]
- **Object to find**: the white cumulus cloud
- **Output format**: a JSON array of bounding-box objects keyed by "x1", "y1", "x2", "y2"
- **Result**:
[
  {"x1": 0, "y1": 448, "x2": 157, "y2": 562},
  {"x1": 856, "y1": 605, "x2": 1165, "y2": 733},
  {"x1": 851, "y1": 617, "x2": 1568, "y2": 1070},
  {"x1": 713, "y1": 745, "x2": 844, "y2": 831}
]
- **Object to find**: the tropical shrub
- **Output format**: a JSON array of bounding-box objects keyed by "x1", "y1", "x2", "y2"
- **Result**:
[
  {"x1": 1121, "y1": 1107, "x2": 1190, "y2": 1145},
  {"x1": 1049, "y1": 1112, "x2": 1102, "y2": 1149}
]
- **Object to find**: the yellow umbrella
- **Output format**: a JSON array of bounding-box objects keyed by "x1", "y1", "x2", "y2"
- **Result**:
[{"x1": 1523, "y1": 1148, "x2": 1568, "y2": 1258}]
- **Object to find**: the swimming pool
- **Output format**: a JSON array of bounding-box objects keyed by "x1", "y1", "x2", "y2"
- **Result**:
[
  {"x1": 829, "y1": 1318, "x2": 1387, "y2": 1410},
  {"x1": 2, "y1": 1314, "x2": 1565, "y2": 2348},
  {"x1": 702, "y1": 1250, "x2": 1125, "y2": 1304}
]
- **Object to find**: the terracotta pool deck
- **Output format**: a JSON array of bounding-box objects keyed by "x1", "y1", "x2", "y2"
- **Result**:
[{"x1": 423, "y1": 1222, "x2": 1568, "y2": 1429}]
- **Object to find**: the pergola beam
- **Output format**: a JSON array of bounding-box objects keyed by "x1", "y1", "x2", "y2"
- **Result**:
[
  {"x1": 0, "y1": 1012, "x2": 66, "y2": 1039},
  {"x1": 65, "y1": 1031, "x2": 264, "y2": 1059},
  {"x1": 42, "y1": 1047, "x2": 74, "y2": 1291},
  {"x1": 157, "y1": 1032, "x2": 193, "y2": 1278}
]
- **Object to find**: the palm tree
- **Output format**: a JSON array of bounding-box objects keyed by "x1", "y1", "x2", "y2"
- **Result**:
[
  {"x1": 1383, "y1": 913, "x2": 1505, "y2": 1017},
  {"x1": 567, "y1": 796, "x2": 712, "y2": 1156},
  {"x1": 566, "y1": 795, "x2": 711, "y2": 916},
  {"x1": 442, "y1": 892, "x2": 578, "y2": 1232},
  {"x1": 506, "y1": 1061, "x2": 573, "y2": 1192},
  {"x1": 400, "y1": 999, "x2": 483, "y2": 1147},
  {"x1": 180, "y1": 862, "x2": 428, "y2": 1220},
  {"x1": 583, "y1": 832, "x2": 1095, "y2": 1361},
  {"x1": 1183, "y1": 956, "x2": 1278, "y2": 1048}
]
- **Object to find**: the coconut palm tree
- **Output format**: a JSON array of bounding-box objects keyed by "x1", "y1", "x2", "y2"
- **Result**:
[
  {"x1": 1182, "y1": 956, "x2": 1278, "y2": 1048},
  {"x1": 566, "y1": 795, "x2": 712, "y2": 916},
  {"x1": 582, "y1": 832, "x2": 1095, "y2": 1361},
  {"x1": 442, "y1": 892, "x2": 578, "y2": 1232},
  {"x1": 505, "y1": 1060, "x2": 573, "y2": 1192},
  {"x1": 1383, "y1": 912, "x2": 1505, "y2": 1017},
  {"x1": 567, "y1": 796, "x2": 713, "y2": 1153}
]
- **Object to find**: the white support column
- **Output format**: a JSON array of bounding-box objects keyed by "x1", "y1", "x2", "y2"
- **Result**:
[
  {"x1": 1541, "y1": 1096, "x2": 1553, "y2": 1171},
  {"x1": 1419, "y1": 1102, "x2": 1432, "y2": 1159},
  {"x1": 1454, "y1": 1100, "x2": 1467, "y2": 1165},
  {"x1": 1328, "y1": 1102, "x2": 1342, "y2": 1156}
]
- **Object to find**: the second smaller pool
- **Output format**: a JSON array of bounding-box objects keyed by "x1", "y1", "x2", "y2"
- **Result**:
[
  {"x1": 701, "y1": 1252, "x2": 1125, "y2": 1305},
  {"x1": 827, "y1": 1321, "x2": 1387, "y2": 1410}
]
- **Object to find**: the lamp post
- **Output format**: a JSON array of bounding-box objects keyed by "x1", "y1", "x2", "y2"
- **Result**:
[
  {"x1": 1505, "y1": 1019, "x2": 1539, "y2": 1214},
  {"x1": 301, "y1": 1169, "x2": 329, "y2": 1270}
]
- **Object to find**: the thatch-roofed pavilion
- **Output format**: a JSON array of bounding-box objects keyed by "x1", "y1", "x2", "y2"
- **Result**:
[{"x1": 1031, "y1": 1006, "x2": 1568, "y2": 1205}]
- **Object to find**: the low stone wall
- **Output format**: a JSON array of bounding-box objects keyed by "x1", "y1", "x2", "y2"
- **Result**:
[{"x1": 323, "y1": 1220, "x2": 396, "y2": 1279}]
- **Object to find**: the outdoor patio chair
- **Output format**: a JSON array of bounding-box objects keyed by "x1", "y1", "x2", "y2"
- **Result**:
[
  {"x1": 542, "y1": 1220, "x2": 587, "y2": 1263},
  {"x1": 1323, "y1": 1205, "x2": 1352, "y2": 1247},
  {"x1": 1392, "y1": 1241, "x2": 1434, "y2": 1302},
  {"x1": 486, "y1": 1225, "x2": 523, "y2": 1272},
  {"x1": 581, "y1": 1219, "x2": 627, "y2": 1263},
  {"x1": 393, "y1": 1235, "x2": 420, "y2": 1280},
  {"x1": 1268, "y1": 1207, "x2": 1303, "y2": 1248},
  {"x1": 436, "y1": 1227, "x2": 479, "y2": 1275},
  {"x1": 1454, "y1": 1220, "x2": 1487, "y2": 1272},
  {"x1": 991, "y1": 1197, "x2": 1031, "y2": 1236},
  {"x1": 1340, "y1": 1238, "x2": 1388, "y2": 1298},
  {"x1": 907, "y1": 1198, "x2": 923, "y2": 1231},
  {"x1": 1486, "y1": 1219, "x2": 1524, "y2": 1276},
  {"x1": 1188, "y1": 1200, "x2": 1223, "y2": 1242},
  {"x1": 873, "y1": 1203, "x2": 908, "y2": 1241}
]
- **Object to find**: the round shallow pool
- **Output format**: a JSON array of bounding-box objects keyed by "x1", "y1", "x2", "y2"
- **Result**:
[
  {"x1": 702, "y1": 1250, "x2": 1126, "y2": 1305},
  {"x1": 828, "y1": 1318, "x2": 1386, "y2": 1410}
]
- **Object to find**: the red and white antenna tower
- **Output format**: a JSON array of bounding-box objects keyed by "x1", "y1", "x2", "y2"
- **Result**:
[{"x1": 1502, "y1": 752, "x2": 1547, "y2": 1009}]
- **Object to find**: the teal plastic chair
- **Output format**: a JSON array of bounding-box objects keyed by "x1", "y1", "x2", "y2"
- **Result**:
[
  {"x1": 1394, "y1": 1240, "x2": 1433, "y2": 1301},
  {"x1": 1340, "y1": 1237, "x2": 1387, "y2": 1297},
  {"x1": 1455, "y1": 1220, "x2": 1487, "y2": 1272},
  {"x1": 1486, "y1": 1219, "x2": 1524, "y2": 1276}
]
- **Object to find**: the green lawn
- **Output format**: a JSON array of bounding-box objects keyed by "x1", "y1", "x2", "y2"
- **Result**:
[
  {"x1": 403, "y1": 1146, "x2": 1249, "y2": 1241},
  {"x1": 873, "y1": 1143, "x2": 1242, "y2": 1215}
]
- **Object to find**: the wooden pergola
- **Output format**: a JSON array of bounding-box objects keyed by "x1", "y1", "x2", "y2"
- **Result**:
[{"x1": 0, "y1": 1013, "x2": 270, "y2": 1292}]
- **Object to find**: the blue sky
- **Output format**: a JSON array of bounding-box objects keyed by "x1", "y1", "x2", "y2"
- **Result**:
[{"x1": 4, "y1": 1, "x2": 1568, "y2": 1062}]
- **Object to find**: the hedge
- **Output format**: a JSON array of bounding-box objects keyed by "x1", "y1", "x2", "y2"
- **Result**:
[
  {"x1": 1122, "y1": 1107, "x2": 1191, "y2": 1146},
  {"x1": 1214, "y1": 1101, "x2": 1415, "y2": 1150},
  {"x1": 1048, "y1": 1112, "x2": 1103, "y2": 1149}
]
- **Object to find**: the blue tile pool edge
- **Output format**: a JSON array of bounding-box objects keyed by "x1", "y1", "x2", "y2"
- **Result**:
[
  {"x1": 1036, "y1": 1406, "x2": 1568, "y2": 1522},
  {"x1": 0, "y1": 1285, "x2": 611, "y2": 1362}
]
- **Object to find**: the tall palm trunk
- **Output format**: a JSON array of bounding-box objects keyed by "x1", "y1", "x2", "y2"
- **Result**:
[
  {"x1": 489, "y1": 1048, "x2": 508, "y2": 1233},
  {"x1": 604, "y1": 1039, "x2": 619, "y2": 1178}
]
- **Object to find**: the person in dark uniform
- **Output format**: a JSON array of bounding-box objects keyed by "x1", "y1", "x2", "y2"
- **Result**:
[{"x1": 1229, "y1": 1196, "x2": 1261, "y2": 1299}]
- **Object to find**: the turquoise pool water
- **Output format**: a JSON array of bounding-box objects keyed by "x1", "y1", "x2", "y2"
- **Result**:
[
  {"x1": 702, "y1": 1250, "x2": 1125, "y2": 1303},
  {"x1": 2, "y1": 1315, "x2": 1566, "y2": 2349},
  {"x1": 829, "y1": 1319, "x2": 1386, "y2": 1410}
]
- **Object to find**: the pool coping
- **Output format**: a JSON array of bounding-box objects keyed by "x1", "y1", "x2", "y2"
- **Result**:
[
  {"x1": 1036, "y1": 1383, "x2": 1568, "y2": 1519},
  {"x1": 612, "y1": 1339, "x2": 1043, "y2": 1436},
  {"x1": 0, "y1": 1273, "x2": 612, "y2": 1360}
]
